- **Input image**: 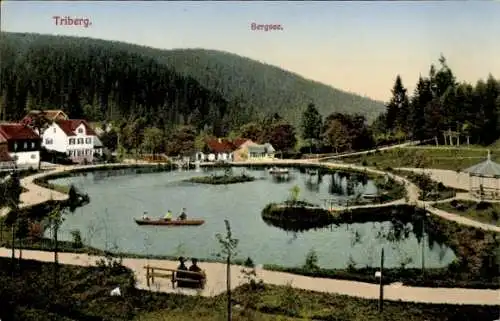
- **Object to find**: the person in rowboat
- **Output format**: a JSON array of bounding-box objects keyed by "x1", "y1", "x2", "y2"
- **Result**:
[
  {"x1": 164, "y1": 210, "x2": 173, "y2": 221},
  {"x1": 142, "y1": 212, "x2": 149, "y2": 220},
  {"x1": 178, "y1": 208, "x2": 187, "y2": 220}
]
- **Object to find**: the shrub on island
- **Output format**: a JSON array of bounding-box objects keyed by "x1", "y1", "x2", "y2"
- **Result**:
[
  {"x1": 261, "y1": 202, "x2": 335, "y2": 232},
  {"x1": 186, "y1": 174, "x2": 255, "y2": 185}
]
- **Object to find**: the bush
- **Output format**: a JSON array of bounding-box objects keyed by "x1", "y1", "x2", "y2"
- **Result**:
[
  {"x1": 261, "y1": 203, "x2": 335, "y2": 232},
  {"x1": 186, "y1": 174, "x2": 255, "y2": 185}
]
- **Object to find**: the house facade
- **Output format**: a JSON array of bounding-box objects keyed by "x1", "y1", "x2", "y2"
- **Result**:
[
  {"x1": 0, "y1": 123, "x2": 41, "y2": 169},
  {"x1": 42, "y1": 119, "x2": 103, "y2": 163},
  {"x1": 246, "y1": 143, "x2": 275, "y2": 160}
]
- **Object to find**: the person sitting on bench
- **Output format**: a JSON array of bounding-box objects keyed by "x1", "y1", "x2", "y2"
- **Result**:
[
  {"x1": 176, "y1": 257, "x2": 188, "y2": 287},
  {"x1": 186, "y1": 258, "x2": 204, "y2": 288}
]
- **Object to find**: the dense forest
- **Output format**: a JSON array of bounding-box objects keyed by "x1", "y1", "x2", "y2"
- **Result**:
[
  {"x1": 0, "y1": 32, "x2": 385, "y2": 134},
  {"x1": 374, "y1": 56, "x2": 500, "y2": 145},
  {"x1": 159, "y1": 49, "x2": 385, "y2": 124}
]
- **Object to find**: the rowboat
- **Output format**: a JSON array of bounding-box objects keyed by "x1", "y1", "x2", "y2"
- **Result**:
[
  {"x1": 268, "y1": 167, "x2": 289, "y2": 175},
  {"x1": 134, "y1": 218, "x2": 205, "y2": 226}
]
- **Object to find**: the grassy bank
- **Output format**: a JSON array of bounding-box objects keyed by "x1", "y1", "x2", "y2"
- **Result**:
[
  {"x1": 434, "y1": 200, "x2": 500, "y2": 226},
  {"x1": 342, "y1": 147, "x2": 497, "y2": 171},
  {"x1": 392, "y1": 170, "x2": 465, "y2": 201},
  {"x1": 1, "y1": 258, "x2": 498, "y2": 321}
]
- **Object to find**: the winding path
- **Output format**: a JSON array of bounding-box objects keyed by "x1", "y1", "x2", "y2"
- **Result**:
[
  {"x1": 0, "y1": 247, "x2": 498, "y2": 305},
  {"x1": 1, "y1": 158, "x2": 499, "y2": 305}
]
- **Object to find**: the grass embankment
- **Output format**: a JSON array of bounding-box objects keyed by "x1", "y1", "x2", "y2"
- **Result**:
[
  {"x1": 1, "y1": 258, "x2": 498, "y2": 321},
  {"x1": 392, "y1": 170, "x2": 466, "y2": 201},
  {"x1": 434, "y1": 200, "x2": 500, "y2": 226},
  {"x1": 342, "y1": 147, "x2": 498, "y2": 171},
  {"x1": 264, "y1": 205, "x2": 499, "y2": 289}
]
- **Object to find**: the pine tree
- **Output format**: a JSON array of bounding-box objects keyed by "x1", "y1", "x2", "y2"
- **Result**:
[
  {"x1": 301, "y1": 103, "x2": 323, "y2": 152},
  {"x1": 409, "y1": 77, "x2": 430, "y2": 140},
  {"x1": 385, "y1": 75, "x2": 409, "y2": 133}
]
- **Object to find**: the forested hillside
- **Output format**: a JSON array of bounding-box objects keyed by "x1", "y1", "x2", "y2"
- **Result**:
[
  {"x1": 0, "y1": 32, "x2": 384, "y2": 136},
  {"x1": 159, "y1": 49, "x2": 385, "y2": 124},
  {"x1": 0, "y1": 32, "x2": 231, "y2": 135}
]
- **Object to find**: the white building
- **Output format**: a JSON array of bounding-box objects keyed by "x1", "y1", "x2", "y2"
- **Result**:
[
  {"x1": 42, "y1": 119, "x2": 103, "y2": 163},
  {"x1": 0, "y1": 123, "x2": 41, "y2": 169}
]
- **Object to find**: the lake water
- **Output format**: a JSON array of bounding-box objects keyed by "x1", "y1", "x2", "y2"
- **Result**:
[{"x1": 48, "y1": 167, "x2": 456, "y2": 269}]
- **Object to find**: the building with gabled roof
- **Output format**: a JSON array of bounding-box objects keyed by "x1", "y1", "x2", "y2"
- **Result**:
[
  {"x1": 0, "y1": 122, "x2": 41, "y2": 169},
  {"x1": 41, "y1": 119, "x2": 103, "y2": 164}
]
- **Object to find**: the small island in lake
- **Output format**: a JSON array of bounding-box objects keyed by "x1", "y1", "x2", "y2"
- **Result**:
[
  {"x1": 186, "y1": 168, "x2": 255, "y2": 185},
  {"x1": 262, "y1": 185, "x2": 335, "y2": 231}
]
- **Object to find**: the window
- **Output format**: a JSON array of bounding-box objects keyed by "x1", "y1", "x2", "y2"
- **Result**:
[
  {"x1": 85, "y1": 138, "x2": 92, "y2": 144},
  {"x1": 45, "y1": 138, "x2": 53, "y2": 145},
  {"x1": 77, "y1": 138, "x2": 84, "y2": 144},
  {"x1": 31, "y1": 142, "x2": 35, "y2": 148},
  {"x1": 23, "y1": 142, "x2": 27, "y2": 149},
  {"x1": 78, "y1": 128, "x2": 84, "y2": 134},
  {"x1": 13, "y1": 143, "x2": 17, "y2": 151},
  {"x1": 30, "y1": 154, "x2": 36, "y2": 159},
  {"x1": 69, "y1": 138, "x2": 75, "y2": 145},
  {"x1": 53, "y1": 127, "x2": 56, "y2": 133}
]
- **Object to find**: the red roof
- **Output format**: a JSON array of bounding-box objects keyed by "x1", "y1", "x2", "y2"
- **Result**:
[
  {"x1": 205, "y1": 138, "x2": 250, "y2": 153},
  {"x1": 56, "y1": 119, "x2": 96, "y2": 136},
  {"x1": 0, "y1": 123, "x2": 40, "y2": 141}
]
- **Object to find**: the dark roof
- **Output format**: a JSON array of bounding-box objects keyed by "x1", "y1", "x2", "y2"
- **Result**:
[
  {"x1": 22, "y1": 110, "x2": 68, "y2": 123},
  {"x1": 0, "y1": 123, "x2": 40, "y2": 140},
  {"x1": 56, "y1": 119, "x2": 97, "y2": 137}
]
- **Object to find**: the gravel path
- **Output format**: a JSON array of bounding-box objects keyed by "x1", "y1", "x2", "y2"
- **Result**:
[{"x1": 1, "y1": 247, "x2": 498, "y2": 305}]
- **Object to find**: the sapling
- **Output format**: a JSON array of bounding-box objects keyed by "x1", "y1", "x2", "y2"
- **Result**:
[{"x1": 215, "y1": 219, "x2": 239, "y2": 321}]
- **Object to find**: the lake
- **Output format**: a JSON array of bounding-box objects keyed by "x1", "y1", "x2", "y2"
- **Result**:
[{"x1": 48, "y1": 167, "x2": 456, "y2": 269}]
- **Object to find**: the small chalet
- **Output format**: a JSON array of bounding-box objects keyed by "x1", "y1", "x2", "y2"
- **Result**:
[
  {"x1": 195, "y1": 138, "x2": 253, "y2": 162},
  {"x1": 247, "y1": 143, "x2": 275, "y2": 160},
  {"x1": 0, "y1": 123, "x2": 41, "y2": 169},
  {"x1": 42, "y1": 119, "x2": 103, "y2": 163}
]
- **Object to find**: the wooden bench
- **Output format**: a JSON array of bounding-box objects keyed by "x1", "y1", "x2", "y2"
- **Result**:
[{"x1": 144, "y1": 265, "x2": 206, "y2": 289}]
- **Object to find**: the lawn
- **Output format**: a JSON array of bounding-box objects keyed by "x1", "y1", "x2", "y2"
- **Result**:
[
  {"x1": 341, "y1": 147, "x2": 499, "y2": 171},
  {"x1": 1, "y1": 257, "x2": 498, "y2": 321},
  {"x1": 433, "y1": 200, "x2": 500, "y2": 226},
  {"x1": 392, "y1": 170, "x2": 466, "y2": 201}
]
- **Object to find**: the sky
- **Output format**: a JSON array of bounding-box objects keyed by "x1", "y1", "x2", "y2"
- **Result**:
[{"x1": 1, "y1": 1, "x2": 499, "y2": 102}]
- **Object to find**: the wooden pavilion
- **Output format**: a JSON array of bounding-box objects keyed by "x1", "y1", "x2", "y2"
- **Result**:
[{"x1": 463, "y1": 150, "x2": 500, "y2": 199}]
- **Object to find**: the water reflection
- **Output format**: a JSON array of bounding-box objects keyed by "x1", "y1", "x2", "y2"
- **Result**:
[{"x1": 50, "y1": 167, "x2": 455, "y2": 269}]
